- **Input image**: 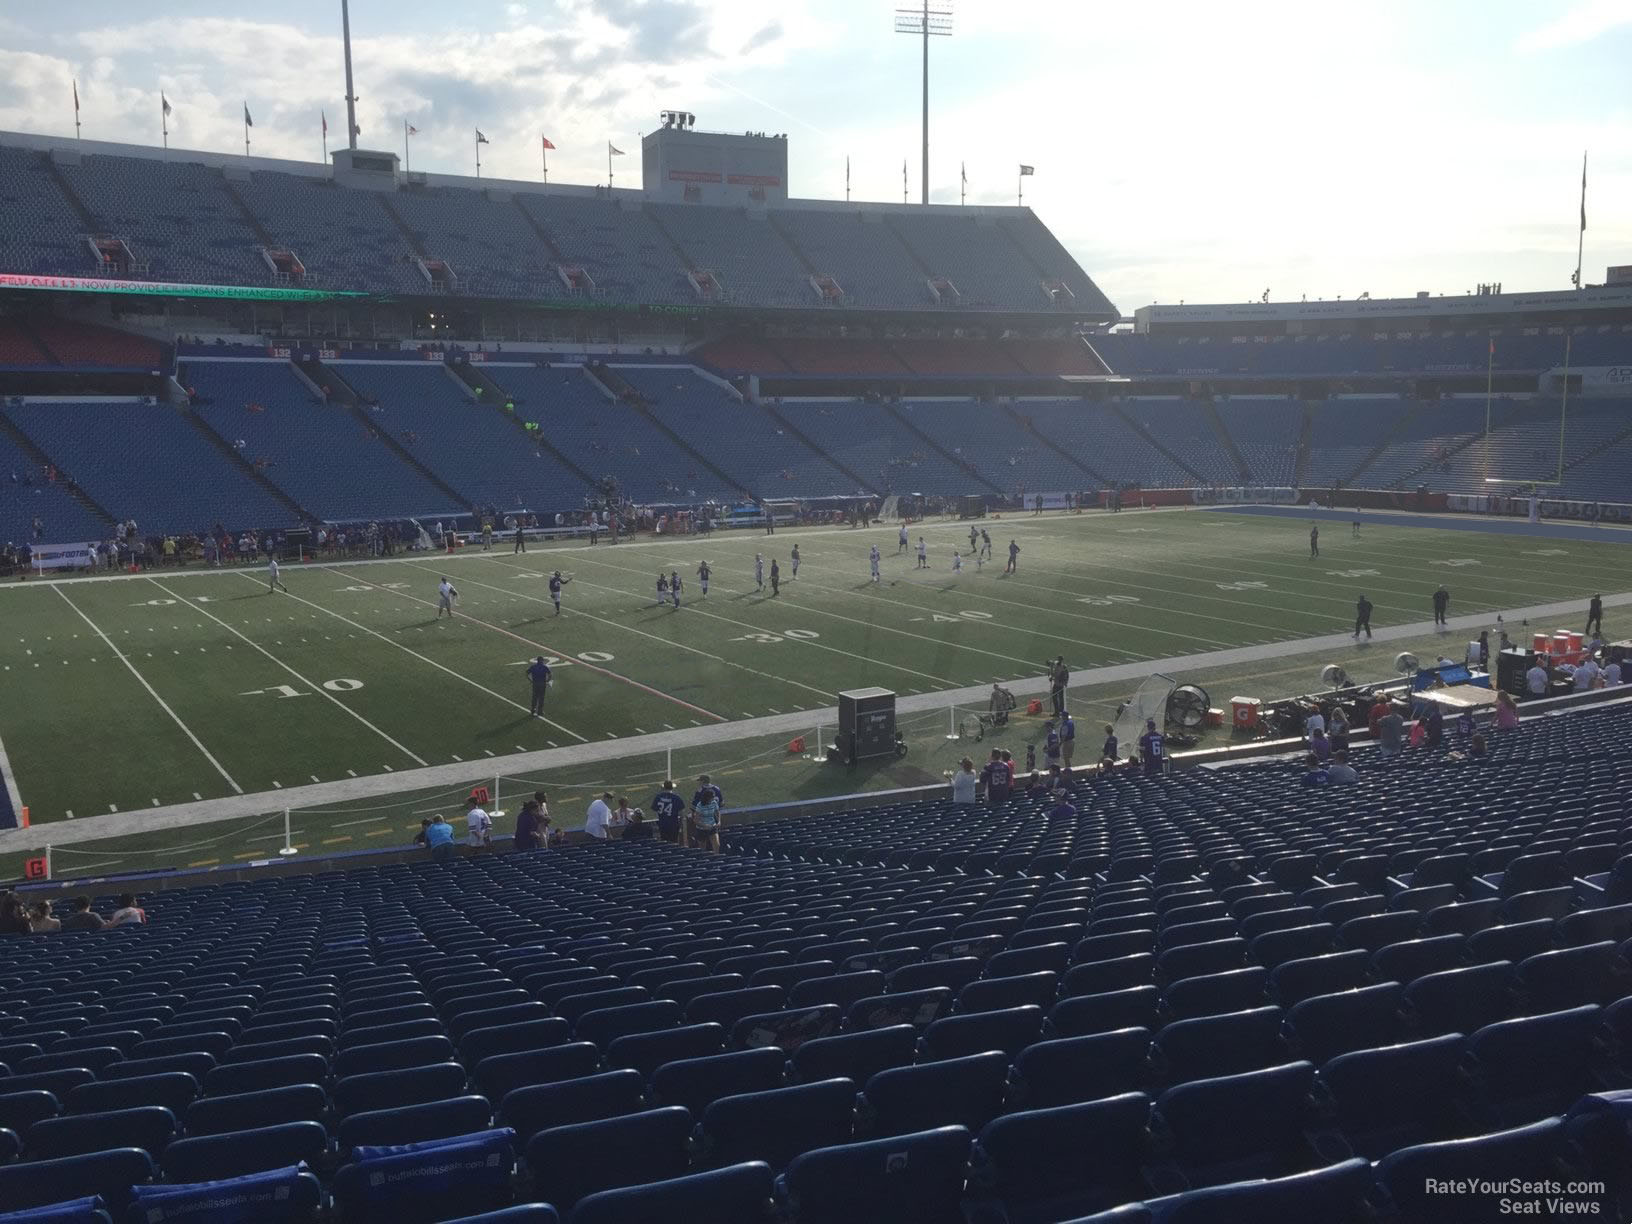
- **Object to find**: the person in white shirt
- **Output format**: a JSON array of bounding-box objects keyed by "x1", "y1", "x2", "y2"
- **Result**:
[
  {"x1": 950, "y1": 758, "x2": 978, "y2": 804},
  {"x1": 436, "y1": 577, "x2": 458, "y2": 619},
  {"x1": 267, "y1": 557, "x2": 288, "y2": 594},
  {"x1": 1325, "y1": 751, "x2": 1358, "y2": 784},
  {"x1": 1573, "y1": 658, "x2": 1601, "y2": 691},
  {"x1": 465, "y1": 802, "x2": 492, "y2": 847},
  {"x1": 584, "y1": 792, "x2": 614, "y2": 839},
  {"x1": 1304, "y1": 708, "x2": 1325, "y2": 740},
  {"x1": 1605, "y1": 654, "x2": 1624, "y2": 686},
  {"x1": 610, "y1": 797, "x2": 639, "y2": 835},
  {"x1": 1525, "y1": 662, "x2": 1549, "y2": 696}
]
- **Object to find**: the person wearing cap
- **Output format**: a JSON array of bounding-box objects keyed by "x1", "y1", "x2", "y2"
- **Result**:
[
  {"x1": 1138, "y1": 718, "x2": 1166, "y2": 776},
  {"x1": 690, "y1": 778, "x2": 723, "y2": 853},
  {"x1": 466, "y1": 796, "x2": 493, "y2": 848},
  {"x1": 651, "y1": 780, "x2": 687, "y2": 844},
  {"x1": 584, "y1": 792, "x2": 614, "y2": 839}
]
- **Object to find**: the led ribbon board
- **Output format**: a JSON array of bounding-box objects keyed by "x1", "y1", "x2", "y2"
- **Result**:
[{"x1": 0, "y1": 273, "x2": 369, "y2": 302}]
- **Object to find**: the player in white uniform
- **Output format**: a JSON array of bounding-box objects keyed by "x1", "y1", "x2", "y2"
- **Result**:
[
  {"x1": 916, "y1": 538, "x2": 928, "y2": 569},
  {"x1": 266, "y1": 557, "x2": 288, "y2": 594},
  {"x1": 669, "y1": 571, "x2": 682, "y2": 608},
  {"x1": 869, "y1": 545, "x2": 881, "y2": 582},
  {"x1": 952, "y1": 552, "x2": 963, "y2": 575},
  {"x1": 436, "y1": 577, "x2": 458, "y2": 617},
  {"x1": 790, "y1": 544, "x2": 800, "y2": 579},
  {"x1": 754, "y1": 554, "x2": 764, "y2": 590},
  {"x1": 898, "y1": 525, "x2": 909, "y2": 553}
]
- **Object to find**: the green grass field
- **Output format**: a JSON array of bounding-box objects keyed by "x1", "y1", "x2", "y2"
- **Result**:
[{"x1": 2, "y1": 507, "x2": 1623, "y2": 880}]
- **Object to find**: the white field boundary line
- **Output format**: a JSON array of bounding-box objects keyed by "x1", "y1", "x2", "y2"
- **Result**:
[
  {"x1": 234, "y1": 571, "x2": 583, "y2": 740},
  {"x1": 0, "y1": 722, "x2": 24, "y2": 823},
  {"x1": 53, "y1": 585, "x2": 243, "y2": 795},
  {"x1": 11, "y1": 587, "x2": 1632, "y2": 855},
  {"x1": 150, "y1": 579, "x2": 429, "y2": 768}
]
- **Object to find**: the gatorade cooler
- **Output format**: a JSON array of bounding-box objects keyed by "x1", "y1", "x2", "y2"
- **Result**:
[
  {"x1": 1568, "y1": 632, "x2": 1584, "y2": 657},
  {"x1": 1553, "y1": 633, "x2": 1574, "y2": 664},
  {"x1": 1532, "y1": 633, "x2": 1550, "y2": 654},
  {"x1": 1231, "y1": 697, "x2": 1261, "y2": 731}
]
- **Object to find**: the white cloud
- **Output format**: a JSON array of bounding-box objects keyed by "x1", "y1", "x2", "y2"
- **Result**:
[{"x1": 1517, "y1": 0, "x2": 1632, "y2": 51}]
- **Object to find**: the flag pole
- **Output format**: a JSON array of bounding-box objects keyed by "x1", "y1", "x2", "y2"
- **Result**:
[
  {"x1": 161, "y1": 94, "x2": 168, "y2": 151},
  {"x1": 608, "y1": 142, "x2": 613, "y2": 190},
  {"x1": 845, "y1": 155, "x2": 850, "y2": 202},
  {"x1": 1574, "y1": 150, "x2": 1586, "y2": 293},
  {"x1": 542, "y1": 136, "x2": 548, "y2": 183},
  {"x1": 476, "y1": 130, "x2": 481, "y2": 178},
  {"x1": 1017, "y1": 165, "x2": 1021, "y2": 207},
  {"x1": 73, "y1": 80, "x2": 81, "y2": 140},
  {"x1": 244, "y1": 103, "x2": 250, "y2": 158},
  {"x1": 322, "y1": 112, "x2": 329, "y2": 167},
  {"x1": 404, "y1": 119, "x2": 410, "y2": 174}
]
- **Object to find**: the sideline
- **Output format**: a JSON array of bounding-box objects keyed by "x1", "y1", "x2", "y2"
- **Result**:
[{"x1": 7, "y1": 586, "x2": 1630, "y2": 855}]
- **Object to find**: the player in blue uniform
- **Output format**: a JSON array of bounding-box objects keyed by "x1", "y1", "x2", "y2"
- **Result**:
[
  {"x1": 1138, "y1": 719, "x2": 1165, "y2": 776},
  {"x1": 669, "y1": 571, "x2": 682, "y2": 608},
  {"x1": 655, "y1": 573, "x2": 669, "y2": 606},
  {"x1": 697, "y1": 560, "x2": 711, "y2": 596},
  {"x1": 548, "y1": 570, "x2": 569, "y2": 615},
  {"x1": 526, "y1": 657, "x2": 552, "y2": 716},
  {"x1": 650, "y1": 780, "x2": 686, "y2": 844}
]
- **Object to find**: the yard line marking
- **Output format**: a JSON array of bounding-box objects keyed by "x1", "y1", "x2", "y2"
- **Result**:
[
  {"x1": 272, "y1": 781, "x2": 282, "y2": 789},
  {"x1": 54, "y1": 585, "x2": 243, "y2": 794},
  {"x1": 153, "y1": 578, "x2": 428, "y2": 767},
  {"x1": 65, "y1": 810, "x2": 74, "y2": 819},
  {"x1": 365, "y1": 829, "x2": 392, "y2": 837},
  {"x1": 346, "y1": 769, "x2": 357, "y2": 777},
  {"x1": 310, "y1": 775, "x2": 321, "y2": 783},
  {"x1": 192, "y1": 792, "x2": 202, "y2": 801},
  {"x1": 450, "y1": 754, "x2": 463, "y2": 762},
  {"x1": 483, "y1": 749, "x2": 496, "y2": 757},
  {"x1": 322, "y1": 835, "x2": 351, "y2": 845},
  {"x1": 514, "y1": 744, "x2": 526, "y2": 752}
]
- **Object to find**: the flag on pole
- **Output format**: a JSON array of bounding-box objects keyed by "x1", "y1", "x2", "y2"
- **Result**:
[
  {"x1": 541, "y1": 135, "x2": 555, "y2": 151},
  {"x1": 244, "y1": 103, "x2": 253, "y2": 127},
  {"x1": 1579, "y1": 152, "x2": 1587, "y2": 232},
  {"x1": 407, "y1": 124, "x2": 419, "y2": 136},
  {"x1": 322, "y1": 110, "x2": 328, "y2": 136},
  {"x1": 1019, "y1": 164, "x2": 1035, "y2": 176},
  {"x1": 961, "y1": 162, "x2": 967, "y2": 186},
  {"x1": 73, "y1": 80, "x2": 79, "y2": 114},
  {"x1": 162, "y1": 93, "x2": 172, "y2": 117},
  {"x1": 475, "y1": 128, "x2": 489, "y2": 144},
  {"x1": 608, "y1": 142, "x2": 625, "y2": 156}
]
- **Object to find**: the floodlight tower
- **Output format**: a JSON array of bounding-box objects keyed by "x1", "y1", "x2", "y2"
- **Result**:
[{"x1": 894, "y1": 0, "x2": 952, "y2": 206}]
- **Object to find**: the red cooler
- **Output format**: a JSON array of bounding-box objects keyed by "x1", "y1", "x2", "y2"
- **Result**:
[{"x1": 1231, "y1": 697, "x2": 1261, "y2": 731}]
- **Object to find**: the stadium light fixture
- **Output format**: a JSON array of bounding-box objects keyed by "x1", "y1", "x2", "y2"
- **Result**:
[{"x1": 894, "y1": 0, "x2": 952, "y2": 207}]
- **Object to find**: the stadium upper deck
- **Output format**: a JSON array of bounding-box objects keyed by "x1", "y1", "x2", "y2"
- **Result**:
[{"x1": 0, "y1": 132, "x2": 1115, "y2": 321}]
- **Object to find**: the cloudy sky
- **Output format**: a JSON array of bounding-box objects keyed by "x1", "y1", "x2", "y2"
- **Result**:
[{"x1": 1, "y1": 0, "x2": 1628, "y2": 312}]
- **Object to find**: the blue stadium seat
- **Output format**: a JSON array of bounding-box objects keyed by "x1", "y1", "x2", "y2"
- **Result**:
[
  {"x1": 525, "y1": 1108, "x2": 692, "y2": 1211},
  {"x1": 0, "y1": 1090, "x2": 61, "y2": 1133},
  {"x1": 567, "y1": 1161, "x2": 775, "y2": 1224},
  {"x1": 497, "y1": 1070, "x2": 645, "y2": 1143},
  {"x1": 1283, "y1": 983, "x2": 1405, "y2": 1063},
  {"x1": 333, "y1": 1062, "x2": 469, "y2": 1117},
  {"x1": 651, "y1": 1048, "x2": 786, "y2": 1116},
  {"x1": 459, "y1": 1019, "x2": 571, "y2": 1065},
  {"x1": 1369, "y1": 935, "x2": 1466, "y2": 984},
  {"x1": 1401, "y1": 961, "x2": 1514, "y2": 1037},
  {"x1": 1147, "y1": 1062, "x2": 1332, "y2": 1189},
  {"x1": 1161, "y1": 968, "x2": 1269, "y2": 1020},
  {"x1": 338, "y1": 1095, "x2": 494, "y2": 1153},
  {"x1": 729, "y1": 1004, "x2": 841, "y2": 1053},
  {"x1": 863, "y1": 1052, "x2": 1009, "y2": 1137},
  {"x1": 922, "y1": 1005, "x2": 1044, "y2": 1060},
  {"x1": 1514, "y1": 942, "x2": 1621, "y2": 1009},
  {"x1": 1463, "y1": 1005, "x2": 1603, "y2": 1126},
  {"x1": 698, "y1": 1078, "x2": 856, "y2": 1171},
  {"x1": 441, "y1": 1210, "x2": 558, "y2": 1224},
  {"x1": 126, "y1": 1165, "x2": 322, "y2": 1224},
  {"x1": 0, "y1": 1195, "x2": 112, "y2": 1224},
  {"x1": 1375, "y1": 1119, "x2": 1569, "y2": 1224},
  {"x1": 333, "y1": 1128, "x2": 518, "y2": 1224},
  {"x1": 787, "y1": 972, "x2": 887, "y2": 1011},
  {"x1": 1267, "y1": 951, "x2": 1371, "y2": 1007},
  {"x1": 1049, "y1": 986, "x2": 1161, "y2": 1037},
  {"x1": 332, "y1": 1035, "x2": 454, "y2": 1078},
  {"x1": 472, "y1": 1044, "x2": 599, "y2": 1102},
  {"x1": 28, "y1": 1105, "x2": 176, "y2": 1160},
  {"x1": 789, "y1": 1026, "x2": 916, "y2": 1086},
  {"x1": 957, "y1": 973, "x2": 1059, "y2": 1014},
  {"x1": 605, "y1": 1023, "x2": 724, "y2": 1077},
  {"x1": 573, "y1": 1001, "x2": 682, "y2": 1049},
  {"x1": 776, "y1": 1126, "x2": 971, "y2": 1224},
  {"x1": 845, "y1": 988, "x2": 954, "y2": 1032},
  {"x1": 161, "y1": 1121, "x2": 328, "y2": 1182},
  {"x1": 1010, "y1": 1028, "x2": 1150, "y2": 1109},
  {"x1": 1151, "y1": 1157, "x2": 1375, "y2": 1223},
  {"x1": 203, "y1": 1053, "x2": 329, "y2": 1095},
  {"x1": 0, "y1": 1148, "x2": 156, "y2": 1213},
  {"x1": 184, "y1": 1084, "x2": 327, "y2": 1135},
  {"x1": 1319, "y1": 1034, "x2": 1469, "y2": 1158},
  {"x1": 1153, "y1": 1007, "x2": 1287, "y2": 1083},
  {"x1": 966, "y1": 1094, "x2": 1151, "y2": 1222}
]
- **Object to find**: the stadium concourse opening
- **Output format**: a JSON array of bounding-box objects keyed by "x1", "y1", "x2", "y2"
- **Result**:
[{"x1": 1, "y1": 94, "x2": 1632, "y2": 1221}]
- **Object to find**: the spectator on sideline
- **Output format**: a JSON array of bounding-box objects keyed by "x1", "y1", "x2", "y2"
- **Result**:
[
  {"x1": 1377, "y1": 707, "x2": 1406, "y2": 757},
  {"x1": 1368, "y1": 694, "x2": 1391, "y2": 738},
  {"x1": 1328, "y1": 707, "x2": 1350, "y2": 754},
  {"x1": 690, "y1": 787, "x2": 723, "y2": 852},
  {"x1": 1526, "y1": 658, "x2": 1550, "y2": 697},
  {"x1": 1024, "y1": 771, "x2": 1051, "y2": 799},
  {"x1": 978, "y1": 749, "x2": 1012, "y2": 804},
  {"x1": 108, "y1": 894, "x2": 146, "y2": 926},
  {"x1": 1043, "y1": 719, "x2": 1062, "y2": 772},
  {"x1": 951, "y1": 757, "x2": 977, "y2": 804},
  {"x1": 466, "y1": 798, "x2": 493, "y2": 848},
  {"x1": 1304, "y1": 704, "x2": 1326, "y2": 740},
  {"x1": 622, "y1": 810, "x2": 655, "y2": 840},
  {"x1": 28, "y1": 900, "x2": 60, "y2": 932},
  {"x1": 1423, "y1": 704, "x2": 1445, "y2": 749},
  {"x1": 1060, "y1": 710, "x2": 1076, "y2": 773},
  {"x1": 0, "y1": 892, "x2": 30, "y2": 935},
  {"x1": 1138, "y1": 719, "x2": 1165, "y2": 776},
  {"x1": 651, "y1": 780, "x2": 687, "y2": 843},
  {"x1": 425, "y1": 814, "x2": 455, "y2": 861},
  {"x1": 1326, "y1": 751, "x2": 1358, "y2": 784},
  {"x1": 611, "y1": 796, "x2": 640, "y2": 834},
  {"x1": 1495, "y1": 689, "x2": 1520, "y2": 730},
  {"x1": 1310, "y1": 726, "x2": 1331, "y2": 763},
  {"x1": 1100, "y1": 724, "x2": 1119, "y2": 767},
  {"x1": 1573, "y1": 655, "x2": 1602, "y2": 691},
  {"x1": 61, "y1": 896, "x2": 105, "y2": 931},
  {"x1": 584, "y1": 792, "x2": 614, "y2": 839},
  {"x1": 1604, "y1": 651, "x2": 1624, "y2": 686},
  {"x1": 513, "y1": 800, "x2": 543, "y2": 852}
]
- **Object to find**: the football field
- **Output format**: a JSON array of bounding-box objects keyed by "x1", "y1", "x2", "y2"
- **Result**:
[{"x1": 1, "y1": 507, "x2": 1625, "y2": 879}]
